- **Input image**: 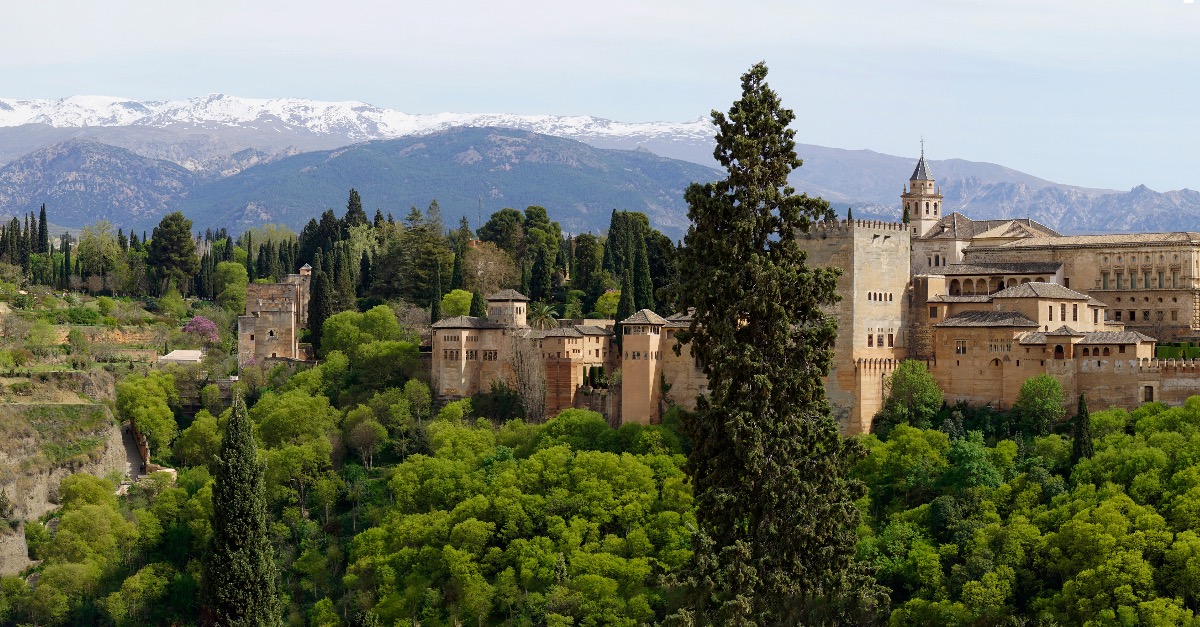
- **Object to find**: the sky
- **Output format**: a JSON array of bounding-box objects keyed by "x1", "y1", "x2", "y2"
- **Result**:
[{"x1": 3, "y1": 0, "x2": 1200, "y2": 191}]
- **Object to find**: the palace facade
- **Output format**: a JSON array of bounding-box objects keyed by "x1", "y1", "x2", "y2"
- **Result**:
[{"x1": 802, "y1": 153, "x2": 1200, "y2": 433}]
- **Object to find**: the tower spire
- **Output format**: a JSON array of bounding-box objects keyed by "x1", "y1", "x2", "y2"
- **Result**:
[{"x1": 920, "y1": 136, "x2": 924, "y2": 159}]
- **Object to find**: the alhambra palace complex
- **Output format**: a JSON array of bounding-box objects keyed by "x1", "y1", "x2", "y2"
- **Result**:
[{"x1": 238, "y1": 154, "x2": 1200, "y2": 434}]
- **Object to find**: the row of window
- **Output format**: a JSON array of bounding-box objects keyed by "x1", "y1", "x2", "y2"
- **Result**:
[
  {"x1": 1101, "y1": 270, "x2": 1180, "y2": 290},
  {"x1": 444, "y1": 349, "x2": 500, "y2": 360},
  {"x1": 1111, "y1": 310, "x2": 1178, "y2": 323},
  {"x1": 866, "y1": 333, "x2": 895, "y2": 348},
  {"x1": 1048, "y1": 303, "x2": 1079, "y2": 322},
  {"x1": 625, "y1": 351, "x2": 661, "y2": 360},
  {"x1": 868, "y1": 292, "x2": 893, "y2": 302},
  {"x1": 955, "y1": 341, "x2": 1127, "y2": 357},
  {"x1": 1103, "y1": 254, "x2": 1180, "y2": 266}
]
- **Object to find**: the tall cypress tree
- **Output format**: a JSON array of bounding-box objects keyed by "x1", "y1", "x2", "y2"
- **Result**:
[
  {"x1": 308, "y1": 251, "x2": 333, "y2": 351},
  {"x1": 345, "y1": 188, "x2": 368, "y2": 227},
  {"x1": 202, "y1": 395, "x2": 280, "y2": 626},
  {"x1": 450, "y1": 244, "x2": 465, "y2": 291},
  {"x1": 469, "y1": 290, "x2": 486, "y2": 317},
  {"x1": 430, "y1": 256, "x2": 443, "y2": 323},
  {"x1": 530, "y1": 249, "x2": 551, "y2": 302},
  {"x1": 334, "y1": 246, "x2": 355, "y2": 311},
  {"x1": 37, "y1": 204, "x2": 49, "y2": 254},
  {"x1": 671, "y1": 63, "x2": 883, "y2": 625},
  {"x1": 633, "y1": 235, "x2": 654, "y2": 311},
  {"x1": 61, "y1": 233, "x2": 72, "y2": 290},
  {"x1": 1070, "y1": 393, "x2": 1094, "y2": 466},
  {"x1": 358, "y1": 251, "x2": 372, "y2": 295}
]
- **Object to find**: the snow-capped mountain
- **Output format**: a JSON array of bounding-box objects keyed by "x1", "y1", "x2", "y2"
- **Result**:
[{"x1": 0, "y1": 94, "x2": 714, "y2": 145}]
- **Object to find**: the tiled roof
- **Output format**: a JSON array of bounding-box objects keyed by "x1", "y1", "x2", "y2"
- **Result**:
[
  {"x1": 664, "y1": 310, "x2": 694, "y2": 328},
  {"x1": 990, "y1": 282, "x2": 1090, "y2": 300},
  {"x1": 486, "y1": 289, "x2": 529, "y2": 301},
  {"x1": 918, "y1": 212, "x2": 1062, "y2": 241},
  {"x1": 1081, "y1": 331, "x2": 1157, "y2": 344},
  {"x1": 937, "y1": 262, "x2": 1062, "y2": 276},
  {"x1": 983, "y1": 232, "x2": 1200, "y2": 249},
  {"x1": 535, "y1": 327, "x2": 583, "y2": 339},
  {"x1": 1046, "y1": 325, "x2": 1085, "y2": 337},
  {"x1": 935, "y1": 310, "x2": 1040, "y2": 328},
  {"x1": 928, "y1": 295, "x2": 994, "y2": 303},
  {"x1": 1020, "y1": 330, "x2": 1158, "y2": 345},
  {"x1": 1088, "y1": 297, "x2": 1109, "y2": 307},
  {"x1": 575, "y1": 325, "x2": 614, "y2": 336},
  {"x1": 622, "y1": 309, "x2": 668, "y2": 325},
  {"x1": 911, "y1": 156, "x2": 933, "y2": 181},
  {"x1": 431, "y1": 316, "x2": 503, "y2": 329}
]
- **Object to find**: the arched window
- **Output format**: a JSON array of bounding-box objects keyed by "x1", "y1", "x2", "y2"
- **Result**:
[
  {"x1": 949, "y1": 279, "x2": 961, "y2": 296},
  {"x1": 1054, "y1": 345, "x2": 1065, "y2": 359},
  {"x1": 1102, "y1": 347, "x2": 1111, "y2": 356},
  {"x1": 1082, "y1": 347, "x2": 1090, "y2": 356}
]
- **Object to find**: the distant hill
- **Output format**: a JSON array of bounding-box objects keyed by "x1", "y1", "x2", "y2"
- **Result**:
[
  {"x1": 3, "y1": 94, "x2": 1200, "y2": 235},
  {"x1": 0, "y1": 139, "x2": 200, "y2": 228},
  {"x1": 179, "y1": 127, "x2": 720, "y2": 236},
  {"x1": 0, "y1": 129, "x2": 720, "y2": 236}
]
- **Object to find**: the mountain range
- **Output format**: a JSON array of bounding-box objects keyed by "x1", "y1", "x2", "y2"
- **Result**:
[{"x1": 1, "y1": 94, "x2": 1198, "y2": 236}]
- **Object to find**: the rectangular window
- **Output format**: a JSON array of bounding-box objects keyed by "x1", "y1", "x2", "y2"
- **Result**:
[
  {"x1": 1143, "y1": 310, "x2": 1150, "y2": 322},
  {"x1": 867, "y1": 335, "x2": 873, "y2": 347},
  {"x1": 887, "y1": 333, "x2": 894, "y2": 347},
  {"x1": 1145, "y1": 272, "x2": 1152, "y2": 288},
  {"x1": 1172, "y1": 310, "x2": 1179, "y2": 322},
  {"x1": 1159, "y1": 271, "x2": 1165, "y2": 288},
  {"x1": 1102, "y1": 272, "x2": 1110, "y2": 289},
  {"x1": 1157, "y1": 310, "x2": 1165, "y2": 322},
  {"x1": 1130, "y1": 271, "x2": 1136, "y2": 289},
  {"x1": 1049, "y1": 305, "x2": 1054, "y2": 321},
  {"x1": 1073, "y1": 304, "x2": 1078, "y2": 321},
  {"x1": 1064, "y1": 278, "x2": 1070, "y2": 288},
  {"x1": 1115, "y1": 311, "x2": 1123, "y2": 321},
  {"x1": 1129, "y1": 310, "x2": 1136, "y2": 321},
  {"x1": 1173, "y1": 271, "x2": 1180, "y2": 288},
  {"x1": 929, "y1": 306, "x2": 938, "y2": 319},
  {"x1": 955, "y1": 340, "x2": 967, "y2": 355},
  {"x1": 1116, "y1": 273, "x2": 1123, "y2": 289},
  {"x1": 1094, "y1": 309, "x2": 1099, "y2": 324},
  {"x1": 1061, "y1": 303, "x2": 1067, "y2": 321},
  {"x1": 877, "y1": 334, "x2": 885, "y2": 347},
  {"x1": 1119, "y1": 345, "x2": 1127, "y2": 354}
]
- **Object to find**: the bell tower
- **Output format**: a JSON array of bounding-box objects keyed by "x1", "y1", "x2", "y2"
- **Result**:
[{"x1": 902, "y1": 141, "x2": 943, "y2": 237}]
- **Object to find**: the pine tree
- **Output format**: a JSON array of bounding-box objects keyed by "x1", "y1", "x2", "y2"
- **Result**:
[
  {"x1": 430, "y1": 256, "x2": 443, "y2": 323},
  {"x1": 670, "y1": 62, "x2": 882, "y2": 625},
  {"x1": 202, "y1": 395, "x2": 280, "y2": 626},
  {"x1": 633, "y1": 234, "x2": 654, "y2": 311},
  {"x1": 1070, "y1": 393, "x2": 1094, "y2": 466},
  {"x1": 308, "y1": 251, "x2": 333, "y2": 351},
  {"x1": 148, "y1": 212, "x2": 200, "y2": 295},
  {"x1": 470, "y1": 291, "x2": 486, "y2": 317}
]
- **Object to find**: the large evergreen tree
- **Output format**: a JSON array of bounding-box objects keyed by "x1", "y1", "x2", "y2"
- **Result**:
[
  {"x1": 430, "y1": 256, "x2": 443, "y2": 323},
  {"x1": 670, "y1": 62, "x2": 882, "y2": 625},
  {"x1": 202, "y1": 395, "x2": 280, "y2": 626},
  {"x1": 148, "y1": 212, "x2": 200, "y2": 295},
  {"x1": 1071, "y1": 393, "x2": 1095, "y2": 466},
  {"x1": 344, "y1": 188, "x2": 368, "y2": 227},
  {"x1": 633, "y1": 234, "x2": 654, "y2": 311},
  {"x1": 469, "y1": 290, "x2": 487, "y2": 317},
  {"x1": 308, "y1": 251, "x2": 334, "y2": 351},
  {"x1": 38, "y1": 204, "x2": 49, "y2": 254}
]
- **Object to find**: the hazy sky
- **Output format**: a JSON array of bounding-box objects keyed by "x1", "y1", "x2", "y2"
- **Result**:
[{"x1": 4, "y1": 1, "x2": 1200, "y2": 191}]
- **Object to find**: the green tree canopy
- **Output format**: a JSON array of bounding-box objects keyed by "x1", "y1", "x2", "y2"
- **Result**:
[{"x1": 1014, "y1": 373, "x2": 1066, "y2": 436}]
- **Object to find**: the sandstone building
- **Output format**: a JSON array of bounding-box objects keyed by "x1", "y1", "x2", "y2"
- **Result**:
[
  {"x1": 237, "y1": 264, "x2": 312, "y2": 367},
  {"x1": 430, "y1": 290, "x2": 706, "y2": 425},
  {"x1": 802, "y1": 152, "x2": 1200, "y2": 433}
]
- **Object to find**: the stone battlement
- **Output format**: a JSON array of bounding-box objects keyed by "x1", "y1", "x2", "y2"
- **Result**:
[{"x1": 808, "y1": 219, "x2": 909, "y2": 238}]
